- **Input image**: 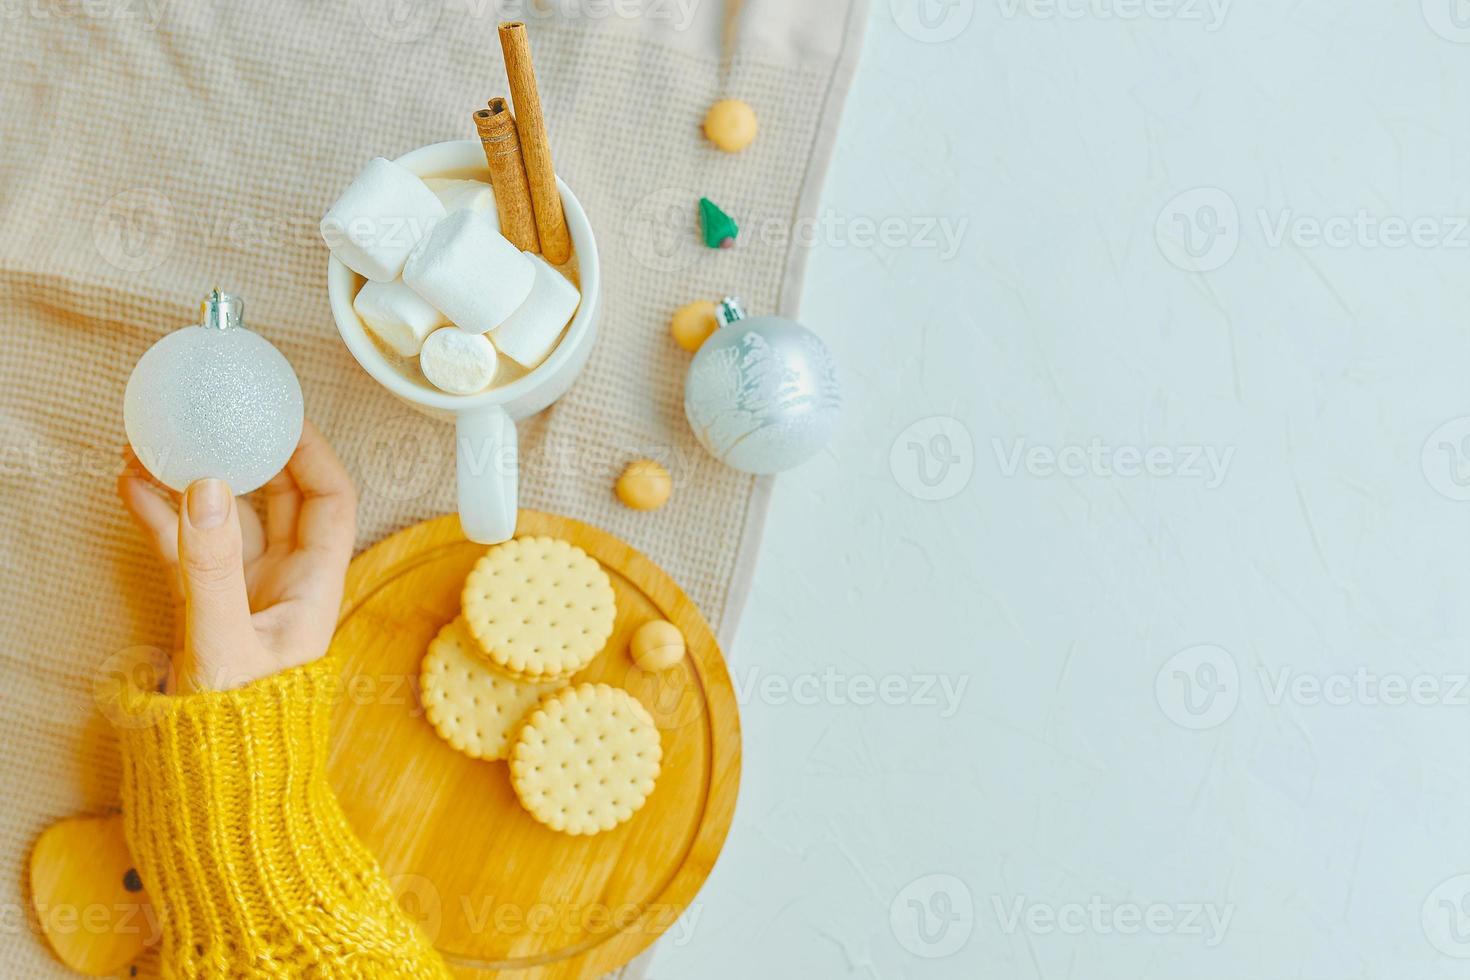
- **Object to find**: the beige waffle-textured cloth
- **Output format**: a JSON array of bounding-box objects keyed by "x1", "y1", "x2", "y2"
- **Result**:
[{"x1": 0, "y1": 1, "x2": 866, "y2": 976}]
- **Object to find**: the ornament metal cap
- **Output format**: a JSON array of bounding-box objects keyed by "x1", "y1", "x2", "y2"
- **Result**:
[
  {"x1": 200, "y1": 289, "x2": 244, "y2": 331},
  {"x1": 715, "y1": 297, "x2": 746, "y2": 328}
]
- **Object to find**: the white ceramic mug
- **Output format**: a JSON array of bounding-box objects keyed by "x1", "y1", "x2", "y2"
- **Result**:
[{"x1": 327, "y1": 139, "x2": 600, "y2": 544}]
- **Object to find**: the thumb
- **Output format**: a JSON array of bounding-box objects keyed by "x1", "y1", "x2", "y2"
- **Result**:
[{"x1": 177, "y1": 478, "x2": 255, "y2": 688}]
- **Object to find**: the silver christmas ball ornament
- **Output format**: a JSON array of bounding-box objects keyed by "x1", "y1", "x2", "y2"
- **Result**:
[
  {"x1": 124, "y1": 289, "x2": 304, "y2": 494},
  {"x1": 683, "y1": 298, "x2": 841, "y2": 473}
]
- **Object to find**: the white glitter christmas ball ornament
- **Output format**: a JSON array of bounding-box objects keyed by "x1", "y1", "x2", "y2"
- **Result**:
[
  {"x1": 683, "y1": 298, "x2": 841, "y2": 473},
  {"x1": 124, "y1": 290, "x2": 303, "y2": 494}
]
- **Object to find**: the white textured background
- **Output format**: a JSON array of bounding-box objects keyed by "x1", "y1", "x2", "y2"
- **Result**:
[{"x1": 658, "y1": 1, "x2": 1470, "y2": 977}]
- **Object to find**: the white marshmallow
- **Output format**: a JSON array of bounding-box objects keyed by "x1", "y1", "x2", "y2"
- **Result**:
[
  {"x1": 352, "y1": 279, "x2": 447, "y2": 357},
  {"x1": 402, "y1": 209, "x2": 534, "y2": 335},
  {"x1": 321, "y1": 158, "x2": 446, "y2": 282},
  {"x1": 429, "y1": 178, "x2": 498, "y2": 216},
  {"x1": 490, "y1": 253, "x2": 582, "y2": 368},
  {"x1": 419, "y1": 327, "x2": 499, "y2": 395}
]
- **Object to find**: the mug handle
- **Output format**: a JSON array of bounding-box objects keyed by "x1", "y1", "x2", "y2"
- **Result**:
[{"x1": 456, "y1": 405, "x2": 518, "y2": 544}]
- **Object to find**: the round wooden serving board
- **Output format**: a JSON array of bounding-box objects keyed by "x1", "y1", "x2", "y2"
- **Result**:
[{"x1": 324, "y1": 511, "x2": 741, "y2": 979}]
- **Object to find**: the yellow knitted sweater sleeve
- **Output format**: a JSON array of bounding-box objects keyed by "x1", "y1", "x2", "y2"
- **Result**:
[{"x1": 112, "y1": 655, "x2": 450, "y2": 979}]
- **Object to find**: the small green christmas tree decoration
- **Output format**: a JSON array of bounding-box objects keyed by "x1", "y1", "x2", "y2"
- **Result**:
[{"x1": 699, "y1": 197, "x2": 739, "y2": 249}]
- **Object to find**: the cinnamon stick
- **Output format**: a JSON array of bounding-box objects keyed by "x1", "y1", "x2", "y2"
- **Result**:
[
  {"x1": 474, "y1": 100, "x2": 540, "y2": 253},
  {"x1": 498, "y1": 21, "x2": 571, "y2": 265}
]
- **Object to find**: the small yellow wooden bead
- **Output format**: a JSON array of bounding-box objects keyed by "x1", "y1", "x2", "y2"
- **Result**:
[
  {"x1": 615, "y1": 459, "x2": 672, "y2": 511},
  {"x1": 670, "y1": 300, "x2": 719, "y2": 352},
  {"x1": 630, "y1": 619, "x2": 685, "y2": 671},
  {"x1": 703, "y1": 99, "x2": 758, "y2": 153}
]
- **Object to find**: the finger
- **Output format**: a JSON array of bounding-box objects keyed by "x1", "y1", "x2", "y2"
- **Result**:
[
  {"x1": 119, "y1": 447, "x2": 264, "y2": 568},
  {"x1": 117, "y1": 468, "x2": 180, "y2": 569},
  {"x1": 120, "y1": 447, "x2": 181, "y2": 505},
  {"x1": 177, "y1": 479, "x2": 256, "y2": 679},
  {"x1": 260, "y1": 468, "x2": 302, "y2": 552},
  {"x1": 118, "y1": 448, "x2": 185, "y2": 635},
  {"x1": 237, "y1": 497, "x2": 265, "y2": 566},
  {"x1": 287, "y1": 421, "x2": 357, "y2": 561}
]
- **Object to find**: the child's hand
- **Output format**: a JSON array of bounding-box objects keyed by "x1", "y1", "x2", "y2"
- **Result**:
[{"x1": 117, "y1": 421, "x2": 358, "y2": 694}]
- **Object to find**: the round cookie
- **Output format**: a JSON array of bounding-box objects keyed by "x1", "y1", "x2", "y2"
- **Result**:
[
  {"x1": 510, "y1": 683, "x2": 662, "y2": 835},
  {"x1": 615, "y1": 459, "x2": 672, "y2": 511},
  {"x1": 670, "y1": 300, "x2": 719, "y2": 352},
  {"x1": 630, "y1": 619, "x2": 685, "y2": 671},
  {"x1": 703, "y1": 99, "x2": 758, "y2": 153},
  {"x1": 420, "y1": 617, "x2": 563, "y2": 761},
  {"x1": 462, "y1": 536, "x2": 617, "y2": 682}
]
